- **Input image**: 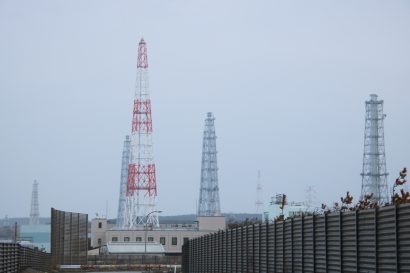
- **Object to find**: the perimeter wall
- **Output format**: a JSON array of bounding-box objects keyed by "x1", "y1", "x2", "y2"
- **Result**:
[{"x1": 182, "y1": 204, "x2": 410, "y2": 273}]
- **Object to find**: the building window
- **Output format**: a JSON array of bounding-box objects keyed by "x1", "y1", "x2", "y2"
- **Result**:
[
  {"x1": 172, "y1": 237, "x2": 177, "y2": 245},
  {"x1": 112, "y1": 237, "x2": 118, "y2": 242},
  {"x1": 136, "y1": 237, "x2": 142, "y2": 242},
  {"x1": 98, "y1": 238, "x2": 102, "y2": 246},
  {"x1": 124, "y1": 237, "x2": 130, "y2": 242},
  {"x1": 148, "y1": 237, "x2": 154, "y2": 242},
  {"x1": 98, "y1": 222, "x2": 102, "y2": 228},
  {"x1": 160, "y1": 237, "x2": 166, "y2": 245},
  {"x1": 183, "y1": 237, "x2": 189, "y2": 245}
]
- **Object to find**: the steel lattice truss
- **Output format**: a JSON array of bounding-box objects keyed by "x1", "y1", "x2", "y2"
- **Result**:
[
  {"x1": 198, "y1": 112, "x2": 221, "y2": 216},
  {"x1": 123, "y1": 39, "x2": 159, "y2": 229},
  {"x1": 360, "y1": 94, "x2": 389, "y2": 204}
]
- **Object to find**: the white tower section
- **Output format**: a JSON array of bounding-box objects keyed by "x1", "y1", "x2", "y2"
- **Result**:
[
  {"x1": 198, "y1": 112, "x2": 221, "y2": 216},
  {"x1": 29, "y1": 180, "x2": 40, "y2": 225}
]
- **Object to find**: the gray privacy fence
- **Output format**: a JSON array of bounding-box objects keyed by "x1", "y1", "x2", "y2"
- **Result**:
[
  {"x1": 0, "y1": 242, "x2": 51, "y2": 273},
  {"x1": 182, "y1": 204, "x2": 410, "y2": 273},
  {"x1": 51, "y1": 208, "x2": 88, "y2": 266}
]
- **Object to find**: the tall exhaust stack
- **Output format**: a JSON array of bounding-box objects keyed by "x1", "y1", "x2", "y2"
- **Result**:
[
  {"x1": 123, "y1": 38, "x2": 159, "y2": 228},
  {"x1": 198, "y1": 112, "x2": 221, "y2": 216},
  {"x1": 29, "y1": 180, "x2": 40, "y2": 225},
  {"x1": 360, "y1": 94, "x2": 389, "y2": 204},
  {"x1": 117, "y1": 135, "x2": 131, "y2": 227}
]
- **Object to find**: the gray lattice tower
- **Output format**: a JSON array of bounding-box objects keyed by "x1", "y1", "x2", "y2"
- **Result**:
[
  {"x1": 360, "y1": 94, "x2": 389, "y2": 204},
  {"x1": 198, "y1": 112, "x2": 221, "y2": 216},
  {"x1": 29, "y1": 180, "x2": 39, "y2": 225},
  {"x1": 117, "y1": 135, "x2": 131, "y2": 227}
]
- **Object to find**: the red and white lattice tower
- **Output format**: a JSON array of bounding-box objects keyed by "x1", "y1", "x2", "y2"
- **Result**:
[{"x1": 124, "y1": 38, "x2": 159, "y2": 229}]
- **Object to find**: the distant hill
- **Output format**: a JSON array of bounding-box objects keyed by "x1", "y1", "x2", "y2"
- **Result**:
[
  {"x1": 1, "y1": 213, "x2": 262, "y2": 227},
  {"x1": 119, "y1": 213, "x2": 262, "y2": 224},
  {"x1": 222, "y1": 213, "x2": 262, "y2": 223}
]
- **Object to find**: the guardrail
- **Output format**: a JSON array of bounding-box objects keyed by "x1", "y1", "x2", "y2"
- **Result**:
[
  {"x1": 0, "y1": 243, "x2": 51, "y2": 273},
  {"x1": 182, "y1": 203, "x2": 410, "y2": 273}
]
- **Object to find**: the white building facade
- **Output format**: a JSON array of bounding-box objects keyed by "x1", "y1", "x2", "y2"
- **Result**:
[{"x1": 91, "y1": 216, "x2": 226, "y2": 255}]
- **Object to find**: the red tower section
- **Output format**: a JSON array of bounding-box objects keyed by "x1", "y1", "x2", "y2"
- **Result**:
[
  {"x1": 132, "y1": 99, "x2": 153, "y2": 133},
  {"x1": 126, "y1": 164, "x2": 157, "y2": 197}
]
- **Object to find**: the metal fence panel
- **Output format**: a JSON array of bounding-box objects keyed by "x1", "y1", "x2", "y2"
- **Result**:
[
  {"x1": 191, "y1": 238, "x2": 196, "y2": 273},
  {"x1": 236, "y1": 227, "x2": 242, "y2": 273},
  {"x1": 260, "y1": 223, "x2": 267, "y2": 273},
  {"x1": 216, "y1": 232, "x2": 220, "y2": 273},
  {"x1": 232, "y1": 228, "x2": 238, "y2": 273},
  {"x1": 226, "y1": 229, "x2": 231, "y2": 273},
  {"x1": 314, "y1": 214, "x2": 327, "y2": 273},
  {"x1": 241, "y1": 227, "x2": 247, "y2": 273},
  {"x1": 218, "y1": 231, "x2": 223, "y2": 273},
  {"x1": 303, "y1": 216, "x2": 314, "y2": 272},
  {"x1": 293, "y1": 218, "x2": 303, "y2": 273},
  {"x1": 275, "y1": 221, "x2": 284, "y2": 273},
  {"x1": 397, "y1": 203, "x2": 410, "y2": 272},
  {"x1": 206, "y1": 235, "x2": 210, "y2": 273},
  {"x1": 284, "y1": 220, "x2": 293, "y2": 273},
  {"x1": 341, "y1": 211, "x2": 357, "y2": 273},
  {"x1": 327, "y1": 213, "x2": 341, "y2": 272},
  {"x1": 199, "y1": 236, "x2": 204, "y2": 273},
  {"x1": 247, "y1": 225, "x2": 254, "y2": 273},
  {"x1": 377, "y1": 206, "x2": 397, "y2": 273},
  {"x1": 357, "y1": 209, "x2": 377, "y2": 273},
  {"x1": 254, "y1": 224, "x2": 260, "y2": 273},
  {"x1": 267, "y1": 222, "x2": 275, "y2": 272}
]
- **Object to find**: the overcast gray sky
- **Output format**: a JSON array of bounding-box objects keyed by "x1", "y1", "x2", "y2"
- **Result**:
[{"x1": 0, "y1": 0, "x2": 409, "y2": 218}]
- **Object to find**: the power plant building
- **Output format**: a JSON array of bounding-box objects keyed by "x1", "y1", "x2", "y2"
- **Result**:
[{"x1": 90, "y1": 216, "x2": 226, "y2": 254}]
